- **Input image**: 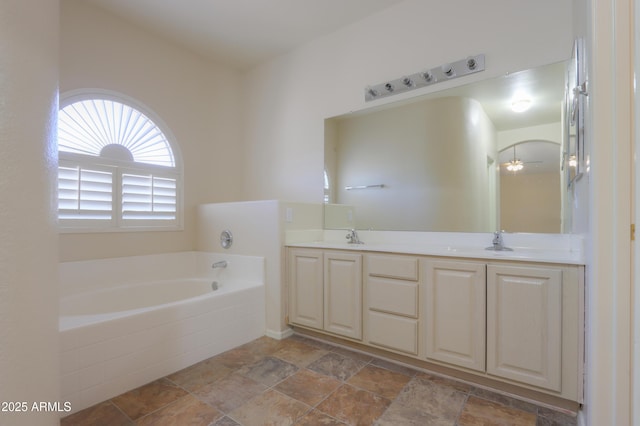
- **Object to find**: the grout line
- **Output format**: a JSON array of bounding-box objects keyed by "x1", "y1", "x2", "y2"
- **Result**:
[{"x1": 107, "y1": 399, "x2": 135, "y2": 424}]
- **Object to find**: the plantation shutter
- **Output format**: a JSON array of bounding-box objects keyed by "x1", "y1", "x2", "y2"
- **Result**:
[
  {"x1": 57, "y1": 165, "x2": 113, "y2": 222},
  {"x1": 121, "y1": 173, "x2": 177, "y2": 221}
]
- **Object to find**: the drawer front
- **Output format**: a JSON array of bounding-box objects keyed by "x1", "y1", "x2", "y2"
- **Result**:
[
  {"x1": 367, "y1": 254, "x2": 419, "y2": 281},
  {"x1": 367, "y1": 311, "x2": 418, "y2": 355},
  {"x1": 367, "y1": 277, "x2": 418, "y2": 317}
]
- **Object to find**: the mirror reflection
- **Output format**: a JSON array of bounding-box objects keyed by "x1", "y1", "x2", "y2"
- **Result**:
[{"x1": 324, "y1": 60, "x2": 568, "y2": 233}]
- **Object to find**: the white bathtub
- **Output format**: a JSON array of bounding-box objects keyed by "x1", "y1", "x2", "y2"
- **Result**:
[{"x1": 59, "y1": 251, "x2": 265, "y2": 414}]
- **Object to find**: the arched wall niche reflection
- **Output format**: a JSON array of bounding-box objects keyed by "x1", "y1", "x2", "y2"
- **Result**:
[{"x1": 498, "y1": 140, "x2": 562, "y2": 233}]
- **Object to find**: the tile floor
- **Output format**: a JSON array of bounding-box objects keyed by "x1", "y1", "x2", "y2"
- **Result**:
[{"x1": 61, "y1": 335, "x2": 578, "y2": 426}]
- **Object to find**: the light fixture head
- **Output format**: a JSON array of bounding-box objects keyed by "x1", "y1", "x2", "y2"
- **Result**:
[
  {"x1": 505, "y1": 145, "x2": 524, "y2": 172},
  {"x1": 441, "y1": 64, "x2": 455, "y2": 77},
  {"x1": 366, "y1": 87, "x2": 379, "y2": 98},
  {"x1": 422, "y1": 71, "x2": 434, "y2": 83},
  {"x1": 511, "y1": 97, "x2": 531, "y2": 113},
  {"x1": 569, "y1": 155, "x2": 577, "y2": 168},
  {"x1": 506, "y1": 160, "x2": 524, "y2": 172}
]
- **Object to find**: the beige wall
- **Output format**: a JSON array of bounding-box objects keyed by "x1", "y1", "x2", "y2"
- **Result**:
[
  {"x1": 241, "y1": 0, "x2": 573, "y2": 205},
  {"x1": 500, "y1": 172, "x2": 561, "y2": 233},
  {"x1": 0, "y1": 1, "x2": 61, "y2": 424},
  {"x1": 59, "y1": 0, "x2": 244, "y2": 261}
]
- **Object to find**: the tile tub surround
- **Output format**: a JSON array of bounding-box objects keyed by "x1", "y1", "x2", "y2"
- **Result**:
[
  {"x1": 59, "y1": 252, "x2": 266, "y2": 415},
  {"x1": 61, "y1": 335, "x2": 578, "y2": 426}
]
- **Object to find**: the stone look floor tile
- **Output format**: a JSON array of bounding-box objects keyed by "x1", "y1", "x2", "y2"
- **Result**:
[
  {"x1": 110, "y1": 378, "x2": 188, "y2": 421},
  {"x1": 194, "y1": 373, "x2": 268, "y2": 413},
  {"x1": 290, "y1": 335, "x2": 338, "y2": 351},
  {"x1": 393, "y1": 376, "x2": 467, "y2": 422},
  {"x1": 415, "y1": 371, "x2": 476, "y2": 393},
  {"x1": 239, "y1": 336, "x2": 288, "y2": 355},
  {"x1": 307, "y1": 352, "x2": 366, "y2": 381},
  {"x1": 60, "y1": 401, "x2": 134, "y2": 426},
  {"x1": 347, "y1": 365, "x2": 411, "y2": 400},
  {"x1": 61, "y1": 336, "x2": 580, "y2": 426},
  {"x1": 238, "y1": 356, "x2": 299, "y2": 387},
  {"x1": 458, "y1": 396, "x2": 537, "y2": 426},
  {"x1": 167, "y1": 357, "x2": 232, "y2": 392},
  {"x1": 471, "y1": 387, "x2": 539, "y2": 413},
  {"x1": 274, "y1": 368, "x2": 342, "y2": 406},
  {"x1": 368, "y1": 358, "x2": 418, "y2": 377},
  {"x1": 536, "y1": 407, "x2": 578, "y2": 426},
  {"x1": 331, "y1": 347, "x2": 374, "y2": 363},
  {"x1": 213, "y1": 416, "x2": 242, "y2": 426},
  {"x1": 213, "y1": 346, "x2": 270, "y2": 370},
  {"x1": 272, "y1": 338, "x2": 329, "y2": 367},
  {"x1": 295, "y1": 409, "x2": 347, "y2": 425},
  {"x1": 228, "y1": 389, "x2": 310, "y2": 426},
  {"x1": 135, "y1": 394, "x2": 222, "y2": 426},
  {"x1": 374, "y1": 402, "x2": 455, "y2": 426},
  {"x1": 316, "y1": 384, "x2": 391, "y2": 425}
]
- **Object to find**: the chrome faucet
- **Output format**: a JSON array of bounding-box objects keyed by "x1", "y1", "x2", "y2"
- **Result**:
[
  {"x1": 346, "y1": 229, "x2": 363, "y2": 244},
  {"x1": 486, "y1": 230, "x2": 513, "y2": 251},
  {"x1": 212, "y1": 260, "x2": 228, "y2": 269}
]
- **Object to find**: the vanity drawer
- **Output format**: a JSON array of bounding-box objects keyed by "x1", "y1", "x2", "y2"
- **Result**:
[
  {"x1": 367, "y1": 254, "x2": 419, "y2": 281},
  {"x1": 367, "y1": 311, "x2": 418, "y2": 355},
  {"x1": 367, "y1": 277, "x2": 418, "y2": 317}
]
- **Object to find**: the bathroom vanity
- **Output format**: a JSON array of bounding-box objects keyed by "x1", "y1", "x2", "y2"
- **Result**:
[{"x1": 285, "y1": 237, "x2": 584, "y2": 406}]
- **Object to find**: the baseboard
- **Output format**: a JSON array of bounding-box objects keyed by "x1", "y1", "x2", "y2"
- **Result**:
[{"x1": 266, "y1": 327, "x2": 294, "y2": 340}]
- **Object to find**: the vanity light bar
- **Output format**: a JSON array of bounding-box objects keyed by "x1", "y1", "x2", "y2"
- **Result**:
[{"x1": 364, "y1": 54, "x2": 485, "y2": 102}]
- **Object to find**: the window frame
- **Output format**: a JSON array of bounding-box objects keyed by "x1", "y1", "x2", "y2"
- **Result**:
[{"x1": 57, "y1": 89, "x2": 184, "y2": 233}]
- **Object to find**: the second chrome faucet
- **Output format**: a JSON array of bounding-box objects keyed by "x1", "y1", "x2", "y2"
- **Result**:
[
  {"x1": 486, "y1": 230, "x2": 513, "y2": 251},
  {"x1": 346, "y1": 229, "x2": 364, "y2": 244}
]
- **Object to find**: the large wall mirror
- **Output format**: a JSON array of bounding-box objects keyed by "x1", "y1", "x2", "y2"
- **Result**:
[{"x1": 324, "y1": 60, "x2": 572, "y2": 233}]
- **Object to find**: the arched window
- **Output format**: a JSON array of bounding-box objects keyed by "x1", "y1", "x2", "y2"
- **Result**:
[{"x1": 57, "y1": 90, "x2": 182, "y2": 231}]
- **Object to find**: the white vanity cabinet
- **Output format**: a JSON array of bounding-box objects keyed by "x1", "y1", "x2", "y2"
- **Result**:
[
  {"x1": 486, "y1": 264, "x2": 566, "y2": 392},
  {"x1": 424, "y1": 259, "x2": 486, "y2": 372},
  {"x1": 287, "y1": 248, "x2": 323, "y2": 329},
  {"x1": 364, "y1": 254, "x2": 420, "y2": 355},
  {"x1": 287, "y1": 248, "x2": 362, "y2": 340},
  {"x1": 324, "y1": 251, "x2": 363, "y2": 339},
  {"x1": 286, "y1": 245, "x2": 584, "y2": 403}
]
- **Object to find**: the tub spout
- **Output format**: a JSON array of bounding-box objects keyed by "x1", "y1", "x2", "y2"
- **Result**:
[{"x1": 212, "y1": 260, "x2": 228, "y2": 269}]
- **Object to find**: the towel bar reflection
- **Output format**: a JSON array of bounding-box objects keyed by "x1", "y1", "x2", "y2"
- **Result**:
[{"x1": 344, "y1": 184, "x2": 385, "y2": 190}]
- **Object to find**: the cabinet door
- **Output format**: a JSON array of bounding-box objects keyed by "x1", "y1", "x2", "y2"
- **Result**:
[
  {"x1": 487, "y1": 265, "x2": 562, "y2": 392},
  {"x1": 425, "y1": 260, "x2": 486, "y2": 372},
  {"x1": 288, "y1": 248, "x2": 324, "y2": 329},
  {"x1": 324, "y1": 252, "x2": 362, "y2": 340}
]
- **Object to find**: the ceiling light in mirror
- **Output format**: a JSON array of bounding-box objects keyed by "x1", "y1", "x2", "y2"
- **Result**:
[
  {"x1": 511, "y1": 97, "x2": 532, "y2": 113},
  {"x1": 506, "y1": 159, "x2": 524, "y2": 172}
]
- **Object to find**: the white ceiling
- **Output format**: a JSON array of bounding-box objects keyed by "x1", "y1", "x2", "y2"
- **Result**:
[{"x1": 84, "y1": 0, "x2": 406, "y2": 69}]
